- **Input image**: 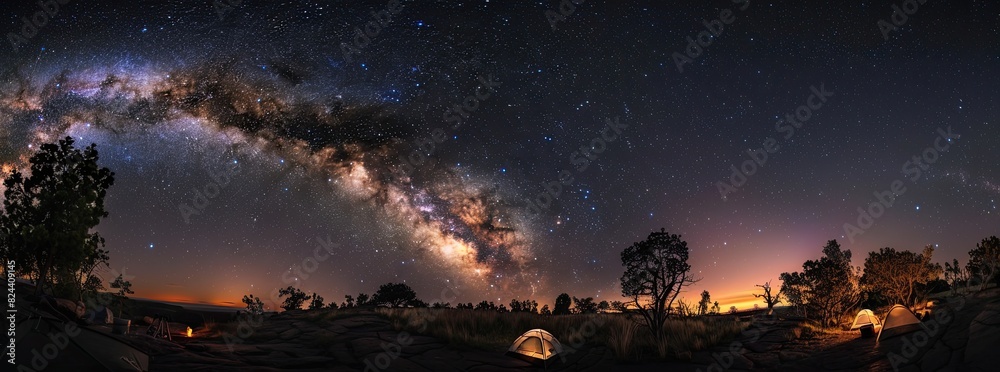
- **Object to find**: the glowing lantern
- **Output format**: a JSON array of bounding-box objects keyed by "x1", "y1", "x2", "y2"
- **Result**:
[{"x1": 186, "y1": 327, "x2": 193, "y2": 337}]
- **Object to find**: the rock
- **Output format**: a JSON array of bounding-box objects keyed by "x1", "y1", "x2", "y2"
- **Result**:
[
  {"x1": 277, "y1": 327, "x2": 302, "y2": 340},
  {"x1": 743, "y1": 341, "x2": 779, "y2": 353},
  {"x1": 919, "y1": 342, "x2": 951, "y2": 371},
  {"x1": 691, "y1": 351, "x2": 752, "y2": 369},
  {"x1": 350, "y1": 337, "x2": 386, "y2": 357},
  {"x1": 964, "y1": 306, "x2": 1000, "y2": 369},
  {"x1": 778, "y1": 350, "x2": 809, "y2": 362}
]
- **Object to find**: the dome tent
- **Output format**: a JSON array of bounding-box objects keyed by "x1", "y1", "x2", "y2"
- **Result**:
[
  {"x1": 877, "y1": 304, "x2": 922, "y2": 342},
  {"x1": 849, "y1": 309, "x2": 882, "y2": 337},
  {"x1": 506, "y1": 329, "x2": 562, "y2": 365}
]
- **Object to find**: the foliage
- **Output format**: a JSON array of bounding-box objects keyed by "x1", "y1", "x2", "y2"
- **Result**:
[
  {"x1": 539, "y1": 304, "x2": 551, "y2": 315},
  {"x1": 619, "y1": 229, "x2": 698, "y2": 341},
  {"x1": 967, "y1": 236, "x2": 1000, "y2": 291},
  {"x1": 372, "y1": 282, "x2": 418, "y2": 307},
  {"x1": 508, "y1": 299, "x2": 538, "y2": 313},
  {"x1": 553, "y1": 293, "x2": 572, "y2": 315},
  {"x1": 0, "y1": 137, "x2": 115, "y2": 296},
  {"x1": 344, "y1": 294, "x2": 355, "y2": 308},
  {"x1": 356, "y1": 293, "x2": 370, "y2": 306},
  {"x1": 779, "y1": 240, "x2": 861, "y2": 327},
  {"x1": 475, "y1": 300, "x2": 497, "y2": 311},
  {"x1": 432, "y1": 301, "x2": 452, "y2": 309},
  {"x1": 277, "y1": 286, "x2": 307, "y2": 311},
  {"x1": 309, "y1": 293, "x2": 325, "y2": 310},
  {"x1": 110, "y1": 274, "x2": 133, "y2": 316},
  {"x1": 242, "y1": 294, "x2": 265, "y2": 317},
  {"x1": 697, "y1": 290, "x2": 711, "y2": 316},
  {"x1": 944, "y1": 258, "x2": 970, "y2": 295},
  {"x1": 861, "y1": 245, "x2": 942, "y2": 307},
  {"x1": 597, "y1": 300, "x2": 610, "y2": 313},
  {"x1": 572, "y1": 296, "x2": 598, "y2": 314}
]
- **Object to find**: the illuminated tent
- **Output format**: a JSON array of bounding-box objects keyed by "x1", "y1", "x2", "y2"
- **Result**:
[
  {"x1": 849, "y1": 309, "x2": 882, "y2": 337},
  {"x1": 506, "y1": 329, "x2": 562, "y2": 365},
  {"x1": 877, "y1": 304, "x2": 922, "y2": 342}
]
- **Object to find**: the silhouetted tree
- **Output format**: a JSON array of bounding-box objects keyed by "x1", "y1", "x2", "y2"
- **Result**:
[
  {"x1": 327, "y1": 301, "x2": 339, "y2": 309},
  {"x1": 456, "y1": 302, "x2": 474, "y2": 310},
  {"x1": 944, "y1": 259, "x2": 970, "y2": 295},
  {"x1": 610, "y1": 300, "x2": 627, "y2": 312},
  {"x1": 475, "y1": 300, "x2": 497, "y2": 311},
  {"x1": 0, "y1": 137, "x2": 116, "y2": 297},
  {"x1": 110, "y1": 274, "x2": 133, "y2": 316},
  {"x1": 754, "y1": 280, "x2": 782, "y2": 310},
  {"x1": 431, "y1": 302, "x2": 451, "y2": 309},
  {"x1": 729, "y1": 306, "x2": 738, "y2": 314},
  {"x1": 278, "y1": 286, "x2": 307, "y2": 311},
  {"x1": 780, "y1": 240, "x2": 861, "y2": 326},
  {"x1": 698, "y1": 290, "x2": 711, "y2": 315},
  {"x1": 344, "y1": 295, "x2": 355, "y2": 308},
  {"x1": 711, "y1": 301, "x2": 720, "y2": 314},
  {"x1": 675, "y1": 298, "x2": 695, "y2": 317},
  {"x1": 357, "y1": 293, "x2": 370, "y2": 306},
  {"x1": 372, "y1": 282, "x2": 418, "y2": 307},
  {"x1": 509, "y1": 299, "x2": 522, "y2": 312},
  {"x1": 597, "y1": 300, "x2": 610, "y2": 313},
  {"x1": 242, "y1": 295, "x2": 265, "y2": 318},
  {"x1": 573, "y1": 296, "x2": 597, "y2": 314},
  {"x1": 309, "y1": 293, "x2": 325, "y2": 310},
  {"x1": 409, "y1": 299, "x2": 428, "y2": 308},
  {"x1": 619, "y1": 229, "x2": 698, "y2": 342},
  {"x1": 861, "y1": 246, "x2": 942, "y2": 307},
  {"x1": 553, "y1": 293, "x2": 572, "y2": 315},
  {"x1": 968, "y1": 236, "x2": 1000, "y2": 291},
  {"x1": 540, "y1": 304, "x2": 551, "y2": 315}
]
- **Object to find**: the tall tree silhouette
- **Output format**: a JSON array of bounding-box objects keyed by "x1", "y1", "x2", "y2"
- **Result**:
[
  {"x1": 780, "y1": 240, "x2": 861, "y2": 326},
  {"x1": 620, "y1": 229, "x2": 698, "y2": 342},
  {"x1": 754, "y1": 280, "x2": 781, "y2": 310},
  {"x1": 553, "y1": 293, "x2": 572, "y2": 315},
  {"x1": 0, "y1": 137, "x2": 115, "y2": 296}
]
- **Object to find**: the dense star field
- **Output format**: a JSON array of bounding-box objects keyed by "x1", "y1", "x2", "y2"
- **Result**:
[{"x1": 1, "y1": 0, "x2": 998, "y2": 310}]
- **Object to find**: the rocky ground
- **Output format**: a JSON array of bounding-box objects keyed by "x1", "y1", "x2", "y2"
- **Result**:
[{"x1": 112, "y1": 289, "x2": 999, "y2": 371}]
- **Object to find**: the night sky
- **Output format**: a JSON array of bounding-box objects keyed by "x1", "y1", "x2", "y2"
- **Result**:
[{"x1": 2, "y1": 1, "x2": 998, "y2": 310}]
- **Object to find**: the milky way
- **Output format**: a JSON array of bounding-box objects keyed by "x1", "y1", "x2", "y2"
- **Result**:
[
  {"x1": 0, "y1": 56, "x2": 539, "y2": 296},
  {"x1": 2, "y1": 1, "x2": 999, "y2": 309}
]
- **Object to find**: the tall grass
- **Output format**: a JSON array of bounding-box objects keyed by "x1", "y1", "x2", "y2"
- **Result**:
[{"x1": 375, "y1": 308, "x2": 749, "y2": 362}]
